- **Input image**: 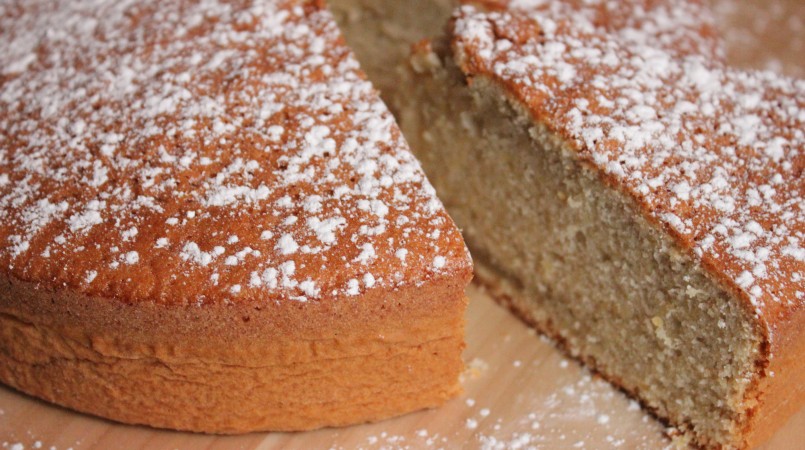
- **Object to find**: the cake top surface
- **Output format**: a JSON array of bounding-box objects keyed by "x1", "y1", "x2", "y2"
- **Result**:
[
  {"x1": 0, "y1": 0, "x2": 469, "y2": 306},
  {"x1": 453, "y1": 0, "x2": 804, "y2": 331}
]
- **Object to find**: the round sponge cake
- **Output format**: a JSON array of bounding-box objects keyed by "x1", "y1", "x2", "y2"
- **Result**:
[{"x1": 0, "y1": 0, "x2": 472, "y2": 433}]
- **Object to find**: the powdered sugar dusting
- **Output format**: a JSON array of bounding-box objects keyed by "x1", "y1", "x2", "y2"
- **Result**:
[
  {"x1": 0, "y1": 0, "x2": 468, "y2": 304},
  {"x1": 453, "y1": 0, "x2": 804, "y2": 319}
]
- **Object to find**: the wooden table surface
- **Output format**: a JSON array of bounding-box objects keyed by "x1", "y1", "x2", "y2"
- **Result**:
[
  {"x1": 2, "y1": 1, "x2": 804, "y2": 449},
  {"x1": 1, "y1": 284, "x2": 803, "y2": 450}
]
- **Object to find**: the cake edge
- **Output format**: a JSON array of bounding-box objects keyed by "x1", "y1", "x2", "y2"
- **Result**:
[{"x1": 0, "y1": 264, "x2": 472, "y2": 433}]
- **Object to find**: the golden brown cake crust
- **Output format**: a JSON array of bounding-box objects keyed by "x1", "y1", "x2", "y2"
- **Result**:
[
  {"x1": 449, "y1": 0, "x2": 804, "y2": 445},
  {"x1": 0, "y1": 270, "x2": 470, "y2": 433},
  {"x1": 0, "y1": 269, "x2": 470, "y2": 432},
  {"x1": 0, "y1": 0, "x2": 472, "y2": 432}
]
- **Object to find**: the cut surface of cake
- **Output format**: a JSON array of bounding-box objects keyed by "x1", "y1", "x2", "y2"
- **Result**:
[
  {"x1": 333, "y1": 0, "x2": 805, "y2": 448},
  {"x1": 0, "y1": 0, "x2": 471, "y2": 433}
]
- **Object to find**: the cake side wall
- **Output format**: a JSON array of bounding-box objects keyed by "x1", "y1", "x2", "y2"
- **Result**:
[
  {"x1": 0, "y1": 270, "x2": 470, "y2": 432},
  {"x1": 744, "y1": 302, "x2": 805, "y2": 447}
]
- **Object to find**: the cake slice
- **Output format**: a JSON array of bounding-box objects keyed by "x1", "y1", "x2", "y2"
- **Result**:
[
  {"x1": 335, "y1": 0, "x2": 805, "y2": 448},
  {"x1": 0, "y1": 0, "x2": 471, "y2": 433}
]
